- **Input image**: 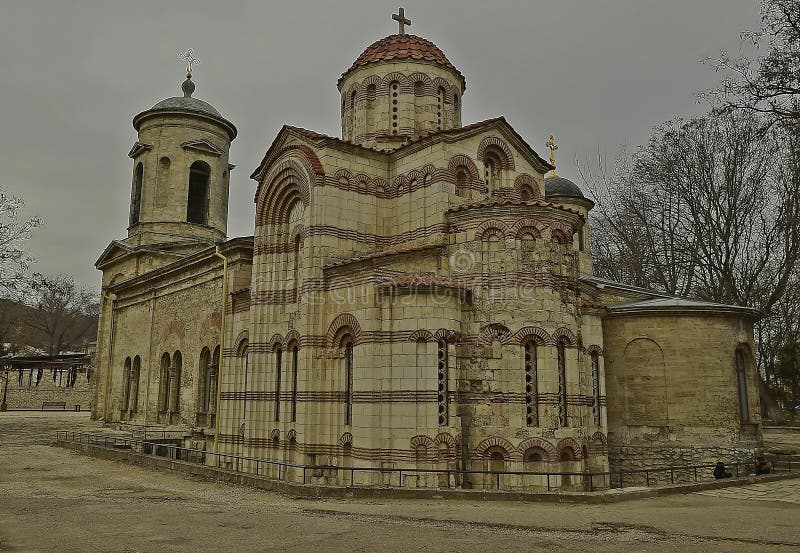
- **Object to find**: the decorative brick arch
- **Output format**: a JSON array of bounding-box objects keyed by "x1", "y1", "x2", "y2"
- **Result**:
[
  {"x1": 327, "y1": 313, "x2": 362, "y2": 346},
  {"x1": 406, "y1": 169, "x2": 422, "y2": 186},
  {"x1": 479, "y1": 323, "x2": 513, "y2": 346},
  {"x1": 588, "y1": 432, "x2": 607, "y2": 455},
  {"x1": 338, "y1": 432, "x2": 353, "y2": 446},
  {"x1": 287, "y1": 429, "x2": 297, "y2": 443},
  {"x1": 513, "y1": 326, "x2": 553, "y2": 346},
  {"x1": 448, "y1": 154, "x2": 480, "y2": 182},
  {"x1": 381, "y1": 72, "x2": 409, "y2": 92},
  {"x1": 433, "y1": 329, "x2": 462, "y2": 344},
  {"x1": 333, "y1": 168, "x2": 352, "y2": 186},
  {"x1": 360, "y1": 74, "x2": 382, "y2": 95},
  {"x1": 410, "y1": 435, "x2": 434, "y2": 449},
  {"x1": 476, "y1": 219, "x2": 509, "y2": 240},
  {"x1": 477, "y1": 136, "x2": 515, "y2": 170},
  {"x1": 255, "y1": 157, "x2": 312, "y2": 227},
  {"x1": 552, "y1": 327, "x2": 579, "y2": 347},
  {"x1": 556, "y1": 437, "x2": 584, "y2": 460},
  {"x1": 408, "y1": 72, "x2": 432, "y2": 92},
  {"x1": 550, "y1": 228, "x2": 572, "y2": 245},
  {"x1": 392, "y1": 174, "x2": 408, "y2": 193},
  {"x1": 233, "y1": 330, "x2": 249, "y2": 355},
  {"x1": 270, "y1": 428, "x2": 280, "y2": 440},
  {"x1": 432, "y1": 77, "x2": 454, "y2": 102},
  {"x1": 409, "y1": 330, "x2": 434, "y2": 342},
  {"x1": 285, "y1": 330, "x2": 301, "y2": 348},
  {"x1": 353, "y1": 173, "x2": 372, "y2": 190},
  {"x1": 475, "y1": 437, "x2": 515, "y2": 459},
  {"x1": 517, "y1": 438, "x2": 556, "y2": 461},
  {"x1": 434, "y1": 432, "x2": 456, "y2": 449},
  {"x1": 372, "y1": 177, "x2": 388, "y2": 193},
  {"x1": 511, "y1": 217, "x2": 545, "y2": 238},
  {"x1": 269, "y1": 333, "x2": 284, "y2": 350},
  {"x1": 345, "y1": 83, "x2": 359, "y2": 108},
  {"x1": 513, "y1": 174, "x2": 540, "y2": 200},
  {"x1": 587, "y1": 345, "x2": 603, "y2": 356}
]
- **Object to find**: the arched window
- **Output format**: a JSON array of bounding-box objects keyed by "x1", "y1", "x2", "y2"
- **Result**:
[
  {"x1": 524, "y1": 341, "x2": 539, "y2": 427},
  {"x1": 455, "y1": 169, "x2": 468, "y2": 197},
  {"x1": 414, "y1": 81, "x2": 425, "y2": 130},
  {"x1": 735, "y1": 346, "x2": 750, "y2": 422},
  {"x1": 170, "y1": 351, "x2": 182, "y2": 413},
  {"x1": 237, "y1": 339, "x2": 249, "y2": 419},
  {"x1": 130, "y1": 163, "x2": 143, "y2": 226},
  {"x1": 288, "y1": 200, "x2": 304, "y2": 302},
  {"x1": 198, "y1": 347, "x2": 211, "y2": 413},
  {"x1": 437, "y1": 340, "x2": 449, "y2": 426},
  {"x1": 274, "y1": 347, "x2": 282, "y2": 421},
  {"x1": 158, "y1": 353, "x2": 170, "y2": 413},
  {"x1": 156, "y1": 156, "x2": 170, "y2": 208},
  {"x1": 365, "y1": 83, "x2": 376, "y2": 131},
  {"x1": 350, "y1": 89, "x2": 357, "y2": 137},
  {"x1": 557, "y1": 340, "x2": 568, "y2": 426},
  {"x1": 591, "y1": 351, "x2": 601, "y2": 426},
  {"x1": 344, "y1": 338, "x2": 354, "y2": 425},
  {"x1": 187, "y1": 161, "x2": 210, "y2": 225},
  {"x1": 523, "y1": 447, "x2": 548, "y2": 471},
  {"x1": 436, "y1": 87, "x2": 445, "y2": 130},
  {"x1": 209, "y1": 345, "x2": 220, "y2": 415},
  {"x1": 290, "y1": 342, "x2": 299, "y2": 423},
  {"x1": 484, "y1": 151, "x2": 502, "y2": 192},
  {"x1": 389, "y1": 81, "x2": 400, "y2": 134},
  {"x1": 122, "y1": 357, "x2": 132, "y2": 412},
  {"x1": 130, "y1": 356, "x2": 141, "y2": 414}
]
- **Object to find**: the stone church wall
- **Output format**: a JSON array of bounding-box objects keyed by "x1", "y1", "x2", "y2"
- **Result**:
[
  {"x1": 3, "y1": 368, "x2": 95, "y2": 410},
  {"x1": 602, "y1": 312, "x2": 761, "y2": 473}
]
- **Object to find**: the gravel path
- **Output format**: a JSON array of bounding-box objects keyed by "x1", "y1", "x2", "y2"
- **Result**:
[{"x1": 1, "y1": 412, "x2": 799, "y2": 552}]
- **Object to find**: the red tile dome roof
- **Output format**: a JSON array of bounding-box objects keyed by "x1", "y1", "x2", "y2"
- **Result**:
[{"x1": 338, "y1": 34, "x2": 465, "y2": 89}]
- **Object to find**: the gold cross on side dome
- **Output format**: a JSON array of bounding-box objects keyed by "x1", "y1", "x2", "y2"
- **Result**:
[
  {"x1": 545, "y1": 135, "x2": 559, "y2": 177},
  {"x1": 392, "y1": 7, "x2": 411, "y2": 35},
  {"x1": 179, "y1": 48, "x2": 200, "y2": 75}
]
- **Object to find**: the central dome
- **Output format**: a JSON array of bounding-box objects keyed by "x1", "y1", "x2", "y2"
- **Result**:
[{"x1": 339, "y1": 34, "x2": 465, "y2": 89}]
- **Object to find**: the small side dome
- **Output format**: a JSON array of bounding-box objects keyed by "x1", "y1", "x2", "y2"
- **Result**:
[
  {"x1": 545, "y1": 176, "x2": 584, "y2": 198},
  {"x1": 149, "y1": 96, "x2": 222, "y2": 118},
  {"x1": 133, "y1": 75, "x2": 237, "y2": 140}
]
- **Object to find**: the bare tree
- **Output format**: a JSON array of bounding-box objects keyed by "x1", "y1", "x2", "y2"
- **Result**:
[
  {"x1": 26, "y1": 274, "x2": 98, "y2": 355},
  {"x1": 581, "y1": 111, "x2": 800, "y2": 420},
  {"x1": 0, "y1": 186, "x2": 41, "y2": 298},
  {"x1": 707, "y1": 0, "x2": 799, "y2": 127},
  {"x1": 583, "y1": 111, "x2": 799, "y2": 309}
]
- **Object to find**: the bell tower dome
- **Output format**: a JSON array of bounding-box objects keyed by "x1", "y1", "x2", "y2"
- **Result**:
[
  {"x1": 338, "y1": 9, "x2": 465, "y2": 150},
  {"x1": 126, "y1": 70, "x2": 237, "y2": 246}
]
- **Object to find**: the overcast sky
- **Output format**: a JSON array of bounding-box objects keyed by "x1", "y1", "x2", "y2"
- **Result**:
[{"x1": 0, "y1": 1, "x2": 760, "y2": 290}]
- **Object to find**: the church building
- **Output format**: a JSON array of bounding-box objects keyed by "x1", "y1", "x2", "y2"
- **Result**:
[{"x1": 93, "y1": 11, "x2": 763, "y2": 489}]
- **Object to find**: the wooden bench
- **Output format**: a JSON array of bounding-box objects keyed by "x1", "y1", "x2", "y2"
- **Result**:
[{"x1": 41, "y1": 401, "x2": 67, "y2": 411}]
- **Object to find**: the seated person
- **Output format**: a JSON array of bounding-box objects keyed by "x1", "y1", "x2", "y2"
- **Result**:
[
  {"x1": 713, "y1": 461, "x2": 732, "y2": 479},
  {"x1": 755, "y1": 456, "x2": 773, "y2": 475}
]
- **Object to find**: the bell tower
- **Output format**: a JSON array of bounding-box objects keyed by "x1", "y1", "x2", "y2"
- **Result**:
[{"x1": 126, "y1": 62, "x2": 237, "y2": 246}]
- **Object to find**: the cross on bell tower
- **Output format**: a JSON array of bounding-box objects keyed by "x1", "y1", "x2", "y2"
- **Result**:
[
  {"x1": 392, "y1": 7, "x2": 411, "y2": 35},
  {"x1": 545, "y1": 135, "x2": 559, "y2": 177}
]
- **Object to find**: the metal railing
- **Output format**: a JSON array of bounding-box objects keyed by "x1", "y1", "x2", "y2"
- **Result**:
[{"x1": 56, "y1": 430, "x2": 796, "y2": 492}]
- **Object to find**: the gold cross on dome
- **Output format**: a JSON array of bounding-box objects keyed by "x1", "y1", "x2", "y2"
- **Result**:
[
  {"x1": 392, "y1": 7, "x2": 411, "y2": 35},
  {"x1": 545, "y1": 135, "x2": 559, "y2": 177},
  {"x1": 179, "y1": 48, "x2": 200, "y2": 75}
]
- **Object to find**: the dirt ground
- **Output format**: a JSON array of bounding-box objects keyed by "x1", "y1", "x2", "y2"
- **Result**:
[{"x1": 1, "y1": 412, "x2": 799, "y2": 552}]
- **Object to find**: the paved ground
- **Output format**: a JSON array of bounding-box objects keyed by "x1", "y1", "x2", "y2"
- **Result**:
[{"x1": 1, "y1": 412, "x2": 799, "y2": 552}]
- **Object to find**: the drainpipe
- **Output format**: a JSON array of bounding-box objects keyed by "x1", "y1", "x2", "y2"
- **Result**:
[
  {"x1": 101, "y1": 291, "x2": 117, "y2": 422},
  {"x1": 212, "y1": 245, "x2": 229, "y2": 455}
]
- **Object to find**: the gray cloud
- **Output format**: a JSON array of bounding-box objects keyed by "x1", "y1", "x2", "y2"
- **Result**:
[{"x1": 0, "y1": 0, "x2": 759, "y2": 289}]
